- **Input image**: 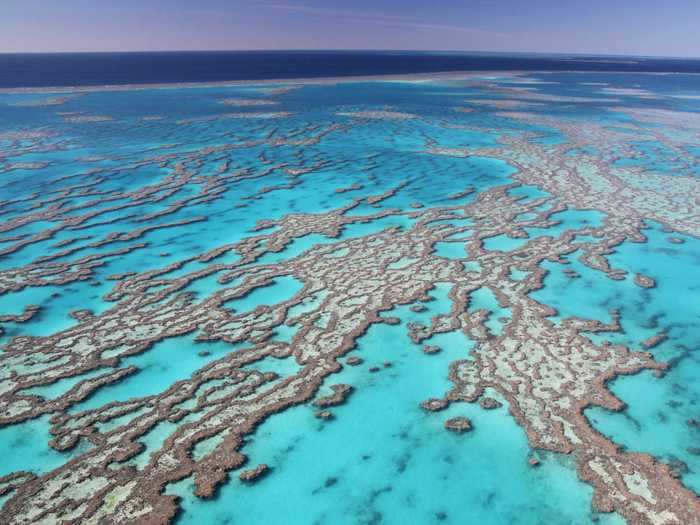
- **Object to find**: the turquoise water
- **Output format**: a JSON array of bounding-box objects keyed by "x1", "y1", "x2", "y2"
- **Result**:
[
  {"x1": 0, "y1": 415, "x2": 92, "y2": 477},
  {"x1": 531, "y1": 222, "x2": 700, "y2": 494},
  {"x1": 168, "y1": 300, "x2": 622, "y2": 525},
  {"x1": 0, "y1": 73, "x2": 699, "y2": 523},
  {"x1": 484, "y1": 209, "x2": 606, "y2": 252},
  {"x1": 223, "y1": 275, "x2": 305, "y2": 313},
  {"x1": 71, "y1": 336, "x2": 240, "y2": 413},
  {"x1": 468, "y1": 287, "x2": 512, "y2": 336}
]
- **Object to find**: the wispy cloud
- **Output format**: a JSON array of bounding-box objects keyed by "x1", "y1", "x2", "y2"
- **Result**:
[
  {"x1": 264, "y1": 3, "x2": 403, "y2": 20},
  {"x1": 263, "y1": 3, "x2": 506, "y2": 38}
]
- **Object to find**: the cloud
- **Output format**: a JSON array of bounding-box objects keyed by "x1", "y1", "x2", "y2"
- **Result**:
[
  {"x1": 263, "y1": 2, "x2": 506, "y2": 38},
  {"x1": 264, "y1": 3, "x2": 401, "y2": 19}
]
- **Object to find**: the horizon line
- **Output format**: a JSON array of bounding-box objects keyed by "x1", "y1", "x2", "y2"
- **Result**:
[{"x1": 1, "y1": 48, "x2": 699, "y2": 61}]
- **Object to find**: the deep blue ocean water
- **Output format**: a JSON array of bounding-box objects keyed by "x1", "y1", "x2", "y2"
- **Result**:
[{"x1": 1, "y1": 51, "x2": 700, "y2": 88}]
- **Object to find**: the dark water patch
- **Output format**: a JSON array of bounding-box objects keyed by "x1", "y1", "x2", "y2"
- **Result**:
[{"x1": 4, "y1": 51, "x2": 700, "y2": 89}]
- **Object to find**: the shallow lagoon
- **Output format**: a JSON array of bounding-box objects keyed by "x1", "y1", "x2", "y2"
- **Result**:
[
  {"x1": 169, "y1": 298, "x2": 624, "y2": 525},
  {"x1": 531, "y1": 222, "x2": 700, "y2": 495}
]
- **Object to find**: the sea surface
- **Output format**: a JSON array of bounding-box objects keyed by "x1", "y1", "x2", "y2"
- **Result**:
[
  {"x1": 0, "y1": 56, "x2": 698, "y2": 525},
  {"x1": 1, "y1": 51, "x2": 700, "y2": 88}
]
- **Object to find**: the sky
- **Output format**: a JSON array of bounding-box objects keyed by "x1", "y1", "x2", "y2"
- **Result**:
[{"x1": 1, "y1": 0, "x2": 699, "y2": 57}]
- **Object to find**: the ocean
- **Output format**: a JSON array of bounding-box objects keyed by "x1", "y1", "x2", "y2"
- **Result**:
[
  {"x1": 0, "y1": 54, "x2": 698, "y2": 524},
  {"x1": 1, "y1": 50, "x2": 700, "y2": 88}
]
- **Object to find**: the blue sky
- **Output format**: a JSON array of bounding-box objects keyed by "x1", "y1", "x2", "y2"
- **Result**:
[{"x1": 2, "y1": 0, "x2": 699, "y2": 57}]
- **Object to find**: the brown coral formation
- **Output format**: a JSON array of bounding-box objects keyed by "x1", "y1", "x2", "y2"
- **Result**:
[
  {"x1": 239, "y1": 464, "x2": 269, "y2": 483},
  {"x1": 478, "y1": 397, "x2": 503, "y2": 410},
  {"x1": 421, "y1": 399, "x2": 449, "y2": 412},
  {"x1": 313, "y1": 384, "x2": 354, "y2": 408},
  {"x1": 0, "y1": 172, "x2": 697, "y2": 525},
  {"x1": 314, "y1": 410, "x2": 334, "y2": 420},
  {"x1": 641, "y1": 332, "x2": 668, "y2": 350},
  {"x1": 634, "y1": 274, "x2": 656, "y2": 289},
  {"x1": 0, "y1": 305, "x2": 41, "y2": 323},
  {"x1": 0, "y1": 75, "x2": 698, "y2": 525},
  {"x1": 444, "y1": 417, "x2": 472, "y2": 433}
]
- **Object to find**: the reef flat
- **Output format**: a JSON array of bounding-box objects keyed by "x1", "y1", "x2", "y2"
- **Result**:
[{"x1": 0, "y1": 72, "x2": 699, "y2": 524}]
